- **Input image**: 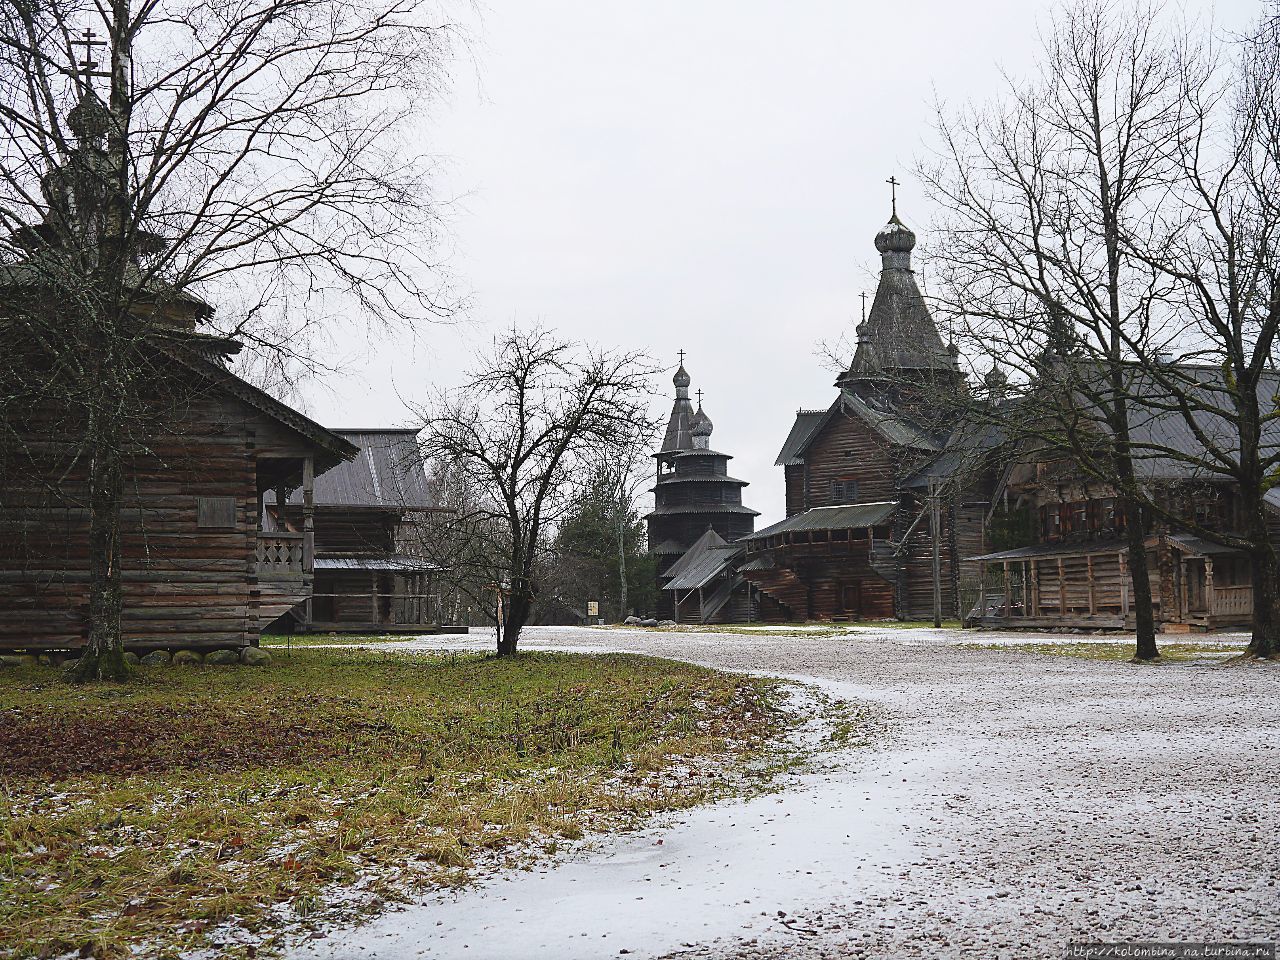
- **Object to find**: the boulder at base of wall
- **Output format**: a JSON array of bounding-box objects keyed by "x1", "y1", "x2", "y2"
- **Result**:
[
  {"x1": 141, "y1": 651, "x2": 171, "y2": 666},
  {"x1": 241, "y1": 647, "x2": 272, "y2": 667},
  {"x1": 205, "y1": 649, "x2": 240, "y2": 666},
  {"x1": 172, "y1": 650, "x2": 203, "y2": 666},
  {"x1": 123, "y1": 652, "x2": 141, "y2": 667}
]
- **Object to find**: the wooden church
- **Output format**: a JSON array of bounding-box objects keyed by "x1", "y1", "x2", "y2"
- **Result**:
[
  {"x1": 737, "y1": 204, "x2": 1002, "y2": 622},
  {"x1": 0, "y1": 88, "x2": 443, "y2": 654},
  {"x1": 645, "y1": 362, "x2": 763, "y2": 622}
]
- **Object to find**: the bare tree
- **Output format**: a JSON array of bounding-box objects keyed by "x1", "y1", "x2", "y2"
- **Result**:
[
  {"x1": 0, "y1": 0, "x2": 456, "y2": 679},
  {"x1": 1106, "y1": 6, "x2": 1280, "y2": 659},
  {"x1": 924, "y1": 0, "x2": 1192, "y2": 660},
  {"x1": 418, "y1": 327, "x2": 655, "y2": 655}
]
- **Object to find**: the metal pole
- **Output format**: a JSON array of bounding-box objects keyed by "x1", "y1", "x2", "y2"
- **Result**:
[{"x1": 930, "y1": 480, "x2": 942, "y2": 628}]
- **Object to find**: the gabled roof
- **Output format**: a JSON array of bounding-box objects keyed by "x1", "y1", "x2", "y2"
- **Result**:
[
  {"x1": 904, "y1": 420, "x2": 1007, "y2": 490},
  {"x1": 775, "y1": 409, "x2": 828, "y2": 466},
  {"x1": 841, "y1": 390, "x2": 941, "y2": 451},
  {"x1": 661, "y1": 528, "x2": 727, "y2": 582},
  {"x1": 161, "y1": 341, "x2": 358, "y2": 474},
  {"x1": 743, "y1": 501, "x2": 896, "y2": 540},
  {"x1": 661, "y1": 527, "x2": 744, "y2": 592},
  {"x1": 779, "y1": 391, "x2": 941, "y2": 467},
  {"x1": 287, "y1": 428, "x2": 433, "y2": 509}
]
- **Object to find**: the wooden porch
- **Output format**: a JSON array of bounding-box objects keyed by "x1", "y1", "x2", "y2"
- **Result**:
[{"x1": 969, "y1": 535, "x2": 1253, "y2": 632}]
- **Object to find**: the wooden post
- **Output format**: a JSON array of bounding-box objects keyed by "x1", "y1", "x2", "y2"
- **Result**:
[
  {"x1": 302, "y1": 456, "x2": 315, "y2": 571},
  {"x1": 1030, "y1": 559, "x2": 1040, "y2": 617},
  {"x1": 1002, "y1": 561, "x2": 1011, "y2": 618},
  {"x1": 930, "y1": 481, "x2": 943, "y2": 628},
  {"x1": 1205, "y1": 557, "x2": 1215, "y2": 618},
  {"x1": 371, "y1": 571, "x2": 379, "y2": 626},
  {"x1": 1087, "y1": 555, "x2": 1097, "y2": 616},
  {"x1": 1057, "y1": 558, "x2": 1067, "y2": 614}
]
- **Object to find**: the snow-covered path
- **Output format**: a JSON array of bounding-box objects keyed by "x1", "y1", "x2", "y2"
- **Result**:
[{"x1": 290, "y1": 626, "x2": 1279, "y2": 960}]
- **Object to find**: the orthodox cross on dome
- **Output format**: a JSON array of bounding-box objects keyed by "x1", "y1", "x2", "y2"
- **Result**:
[
  {"x1": 73, "y1": 28, "x2": 109, "y2": 84},
  {"x1": 695, "y1": 389, "x2": 704, "y2": 405},
  {"x1": 677, "y1": 349, "x2": 686, "y2": 365},
  {"x1": 886, "y1": 175, "x2": 899, "y2": 216},
  {"x1": 860, "y1": 291, "x2": 868, "y2": 323}
]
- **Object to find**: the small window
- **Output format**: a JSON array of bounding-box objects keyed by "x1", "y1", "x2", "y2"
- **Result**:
[
  {"x1": 830, "y1": 479, "x2": 858, "y2": 504},
  {"x1": 197, "y1": 496, "x2": 237, "y2": 529}
]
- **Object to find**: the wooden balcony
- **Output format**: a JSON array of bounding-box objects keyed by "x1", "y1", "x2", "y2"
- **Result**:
[{"x1": 256, "y1": 533, "x2": 306, "y2": 578}]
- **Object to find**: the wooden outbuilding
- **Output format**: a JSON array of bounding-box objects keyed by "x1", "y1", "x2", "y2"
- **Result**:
[{"x1": 266, "y1": 428, "x2": 447, "y2": 633}]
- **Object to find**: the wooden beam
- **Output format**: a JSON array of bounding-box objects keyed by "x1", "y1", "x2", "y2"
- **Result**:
[
  {"x1": 1002, "y1": 561, "x2": 1011, "y2": 617},
  {"x1": 1205, "y1": 557, "x2": 1215, "y2": 617},
  {"x1": 1030, "y1": 559, "x2": 1040, "y2": 617}
]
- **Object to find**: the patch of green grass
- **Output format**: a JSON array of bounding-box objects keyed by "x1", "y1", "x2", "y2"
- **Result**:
[
  {"x1": 261, "y1": 633, "x2": 419, "y2": 647},
  {"x1": 962, "y1": 640, "x2": 1248, "y2": 662},
  {"x1": 0, "y1": 648, "x2": 793, "y2": 959}
]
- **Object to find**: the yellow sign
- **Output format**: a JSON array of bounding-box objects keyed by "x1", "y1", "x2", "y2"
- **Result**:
[{"x1": 587, "y1": 601, "x2": 599, "y2": 617}]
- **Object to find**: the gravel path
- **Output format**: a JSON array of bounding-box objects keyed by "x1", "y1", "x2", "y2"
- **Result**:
[{"x1": 291, "y1": 625, "x2": 1279, "y2": 960}]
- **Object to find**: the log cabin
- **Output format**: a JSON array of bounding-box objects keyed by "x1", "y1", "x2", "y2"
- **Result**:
[
  {"x1": 0, "y1": 330, "x2": 360, "y2": 654},
  {"x1": 738, "y1": 208, "x2": 1002, "y2": 622},
  {"x1": 265, "y1": 428, "x2": 447, "y2": 633}
]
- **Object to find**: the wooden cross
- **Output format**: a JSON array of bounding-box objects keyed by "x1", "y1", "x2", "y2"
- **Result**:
[
  {"x1": 677, "y1": 349, "x2": 686, "y2": 365},
  {"x1": 860, "y1": 291, "x2": 868, "y2": 322},
  {"x1": 695, "y1": 389, "x2": 704, "y2": 405},
  {"x1": 886, "y1": 175, "x2": 899, "y2": 215}
]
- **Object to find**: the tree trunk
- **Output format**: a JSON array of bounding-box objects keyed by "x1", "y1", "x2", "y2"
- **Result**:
[
  {"x1": 500, "y1": 590, "x2": 531, "y2": 656},
  {"x1": 73, "y1": 409, "x2": 130, "y2": 681},
  {"x1": 73, "y1": 2, "x2": 134, "y2": 682},
  {"x1": 1121, "y1": 492, "x2": 1159, "y2": 660},
  {"x1": 1242, "y1": 492, "x2": 1279, "y2": 659},
  {"x1": 616, "y1": 493, "x2": 628, "y2": 622}
]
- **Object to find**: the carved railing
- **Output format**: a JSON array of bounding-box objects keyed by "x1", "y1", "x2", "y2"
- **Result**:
[
  {"x1": 1211, "y1": 585, "x2": 1252, "y2": 618},
  {"x1": 256, "y1": 533, "x2": 306, "y2": 576}
]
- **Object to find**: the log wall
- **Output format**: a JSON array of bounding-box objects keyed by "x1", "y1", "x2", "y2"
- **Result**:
[{"x1": 0, "y1": 393, "x2": 325, "y2": 652}]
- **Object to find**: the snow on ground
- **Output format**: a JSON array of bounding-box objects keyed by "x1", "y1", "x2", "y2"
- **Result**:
[{"x1": 290, "y1": 625, "x2": 1280, "y2": 960}]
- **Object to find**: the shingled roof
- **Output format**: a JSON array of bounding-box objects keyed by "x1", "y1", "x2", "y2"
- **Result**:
[
  {"x1": 839, "y1": 209, "x2": 959, "y2": 385},
  {"x1": 287, "y1": 428, "x2": 433, "y2": 509}
]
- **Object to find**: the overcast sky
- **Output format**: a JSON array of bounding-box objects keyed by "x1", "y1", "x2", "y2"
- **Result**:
[{"x1": 298, "y1": 0, "x2": 1260, "y2": 525}]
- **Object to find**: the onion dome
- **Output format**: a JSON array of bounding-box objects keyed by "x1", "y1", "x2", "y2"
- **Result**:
[
  {"x1": 691, "y1": 404, "x2": 713, "y2": 437},
  {"x1": 68, "y1": 92, "x2": 111, "y2": 144},
  {"x1": 673, "y1": 364, "x2": 691, "y2": 389},
  {"x1": 874, "y1": 213, "x2": 916, "y2": 255}
]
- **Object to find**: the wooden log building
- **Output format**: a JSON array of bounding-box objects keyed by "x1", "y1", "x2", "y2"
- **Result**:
[
  {"x1": 266, "y1": 428, "x2": 448, "y2": 633},
  {"x1": 970, "y1": 376, "x2": 1280, "y2": 632},
  {"x1": 738, "y1": 207, "x2": 1001, "y2": 622},
  {"x1": 0, "y1": 88, "x2": 372, "y2": 654}
]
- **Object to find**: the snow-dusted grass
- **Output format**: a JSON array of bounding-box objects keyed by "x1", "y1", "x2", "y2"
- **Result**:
[
  {"x1": 284, "y1": 625, "x2": 1278, "y2": 960},
  {"x1": 0, "y1": 648, "x2": 798, "y2": 960}
]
